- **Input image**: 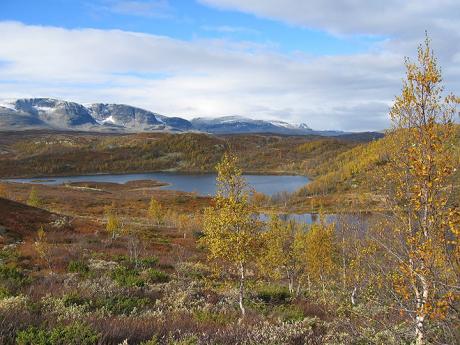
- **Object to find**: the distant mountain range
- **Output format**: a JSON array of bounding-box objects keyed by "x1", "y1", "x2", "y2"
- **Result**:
[{"x1": 0, "y1": 98, "x2": 375, "y2": 137}]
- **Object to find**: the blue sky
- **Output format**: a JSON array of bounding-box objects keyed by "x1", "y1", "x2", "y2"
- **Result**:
[
  {"x1": 0, "y1": 0, "x2": 380, "y2": 55},
  {"x1": 0, "y1": 0, "x2": 458, "y2": 131}
]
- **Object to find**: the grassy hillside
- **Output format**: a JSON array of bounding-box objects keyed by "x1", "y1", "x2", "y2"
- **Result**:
[
  {"x1": 0, "y1": 131, "x2": 370, "y2": 178},
  {"x1": 292, "y1": 125, "x2": 460, "y2": 210}
]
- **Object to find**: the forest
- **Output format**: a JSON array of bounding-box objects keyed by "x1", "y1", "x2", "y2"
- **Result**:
[{"x1": 0, "y1": 39, "x2": 458, "y2": 345}]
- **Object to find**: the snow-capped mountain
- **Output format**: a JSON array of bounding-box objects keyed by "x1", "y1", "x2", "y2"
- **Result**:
[
  {"x1": 0, "y1": 98, "x2": 98, "y2": 130},
  {"x1": 190, "y1": 116, "x2": 316, "y2": 135},
  {"x1": 0, "y1": 98, "x2": 347, "y2": 136},
  {"x1": 88, "y1": 103, "x2": 163, "y2": 130}
]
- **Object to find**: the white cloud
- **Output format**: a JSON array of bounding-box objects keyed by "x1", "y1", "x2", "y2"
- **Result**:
[
  {"x1": 0, "y1": 20, "x2": 458, "y2": 131},
  {"x1": 198, "y1": 0, "x2": 460, "y2": 37}
]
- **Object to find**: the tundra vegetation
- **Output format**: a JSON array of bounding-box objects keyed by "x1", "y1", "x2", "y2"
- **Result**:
[{"x1": 0, "y1": 39, "x2": 458, "y2": 345}]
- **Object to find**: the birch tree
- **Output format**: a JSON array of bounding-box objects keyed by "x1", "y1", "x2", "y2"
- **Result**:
[
  {"x1": 381, "y1": 36, "x2": 459, "y2": 345},
  {"x1": 148, "y1": 197, "x2": 164, "y2": 226},
  {"x1": 27, "y1": 187, "x2": 41, "y2": 208},
  {"x1": 303, "y1": 221, "x2": 338, "y2": 296},
  {"x1": 201, "y1": 153, "x2": 261, "y2": 317},
  {"x1": 259, "y1": 216, "x2": 307, "y2": 296}
]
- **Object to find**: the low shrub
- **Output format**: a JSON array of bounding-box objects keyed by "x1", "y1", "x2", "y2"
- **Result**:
[
  {"x1": 168, "y1": 335, "x2": 198, "y2": 345},
  {"x1": 273, "y1": 305, "x2": 306, "y2": 322},
  {"x1": 256, "y1": 286, "x2": 291, "y2": 304},
  {"x1": 15, "y1": 323, "x2": 99, "y2": 345},
  {"x1": 0, "y1": 286, "x2": 11, "y2": 298},
  {"x1": 139, "y1": 256, "x2": 159, "y2": 269},
  {"x1": 111, "y1": 267, "x2": 144, "y2": 287},
  {"x1": 0, "y1": 265, "x2": 30, "y2": 293},
  {"x1": 67, "y1": 260, "x2": 90, "y2": 275},
  {"x1": 140, "y1": 335, "x2": 159, "y2": 345},
  {"x1": 145, "y1": 269, "x2": 169, "y2": 284},
  {"x1": 176, "y1": 262, "x2": 210, "y2": 280},
  {"x1": 100, "y1": 296, "x2": 150, "y2": 315},
  {"x1": 193, "y1": 310, "x2": 232, "y2": 325},
  {"x1": 62, "y1": 293, "x2": 88, "y2": 308}
]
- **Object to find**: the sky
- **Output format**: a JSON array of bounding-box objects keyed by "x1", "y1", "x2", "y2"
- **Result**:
[{"x1": 0, "y1": 1, "x2": 459, "y2": 131}]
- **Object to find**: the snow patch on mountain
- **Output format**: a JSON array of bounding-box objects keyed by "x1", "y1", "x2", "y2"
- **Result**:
[
  {"x1": 1, "y1": 98, "x2": 352, "y2": 136},
  {"x1": 95, "y1": 115, "x2": 116, "y2": 125},
  {"x1": 0, "y1": 100, "x2": 16, "y2": 111}
]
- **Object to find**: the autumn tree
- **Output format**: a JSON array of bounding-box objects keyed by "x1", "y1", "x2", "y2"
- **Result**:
[
  {"x1": 148, "y1": 197, "x2": 164, "y2": 225},
  {"x1": 0, "y1": 184, "x2": 7, "y2": 199},
  {"x1": 27, "y1": 187, "x2": 41, "y2": 208},
  {"x1": 201, "y1": 152, "x2": 261, "y2": 317},
  {"x1": 34, "y1": 226, "x2": 51, "y2": 269},
  {"x1": 259, "y1": 216, "x2": 307, "y2": 295},
  {"x1": 303, "y1": 221, "x2": 338, "y2": 296},
  {"x1": 105, "y1": 203, "x2": 122, "y2": 241},
  {"x1": 378, "y1": 36, "x2": 459, "y2": 344}
]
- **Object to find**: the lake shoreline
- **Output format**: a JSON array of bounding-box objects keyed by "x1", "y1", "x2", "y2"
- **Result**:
[
  {"x1": 3, "y1": 172, "x2": 310, "y2": 197},
  {"x1": 0, "y1": 169, "x2": 310, "y2": 180}
]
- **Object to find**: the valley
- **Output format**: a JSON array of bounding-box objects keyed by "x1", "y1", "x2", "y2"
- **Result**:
[{"x1": 1, "y1": 33, "x2": 459, "y2": 345}]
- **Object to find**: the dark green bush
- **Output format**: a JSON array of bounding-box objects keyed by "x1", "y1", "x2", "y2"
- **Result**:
[
  {"x1": 16, "y1": 323, "x2": 99, "y2": 345},
  {"x1": 111, "y1": 266, "x2": 144, "y2": 287},
  {"x1": 257, "y1": 286, "x2": 291, "y2": 304},
  {"x1": 145, "y1": 269, "x2": 169, "y2": 283},
  {"x1": 0, "y1": 285, "x2": 11, "y2": 298},
  {"x1": 99, "y1": 296, "x2": 149, "y2": 315},
  {"x1": 139, "y1": 256, "x2": 159, "y2": 268},
  {"x1": 273, "y1": 305, "x2": 305, "y2": 322},
  {"x1": 140, "y1": 336, "x2": 159, "y2": 345},
  {"x1": 67, "y1": 260, "x2": 90, "y2": 274},
  {"x1": 63, "y1": 292, "x2": 149, "y2": 315},
  {"x1": 0, "y1": 265, "x2": 29, "y2": 293},
  {"x1": 63, "y1": 293, "x2": 88, "y2": 308}
]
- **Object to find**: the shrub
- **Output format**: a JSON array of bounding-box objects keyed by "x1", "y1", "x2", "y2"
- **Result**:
[
  {"x1": 145, "y1": 269, "x2": 169, "y2": 284},
  {"x1": 193, "y1": 310, "x2": 232, "y2": 325},
  {"x1": 0, "y1": 265, "x2": 29, "y2": 292},
  {"x1": 62, "y1": 293, "x2": 88, "y2": 308},
  {"x1": 16, "y1": 323, "x2": 99, "y2": 345},
  {"x1": 273, "y1": 305, "x2": 305, "y2": 322},
  {"x1": 176, "y1": 262, "x2": 210, "y2": 280},
  {"x1": 62, "y1": 292, "x2": 149, "y2": 316},
  {"x1": 67, "y1": 260, "x2": 90, "y2": 274},
  {"x1": 168, "y1": 335, "x2": 198, "y2": 345},
  {"x1": 111, "y1": 267, "x2": 144, "y2": 287},
  {"x1": 139, "y1": 256, "x2": 159, "y2": 269},
  {"x1": 99, "y1": 296, "x2": 149, "y2": 315},
  {"x1": 0, "y1": 286, "x2": 10, "y2": 298},
  {"x1": 256, "y1": 286, "x2": 291, "y2": 304},
  {"x1": 140, "y1": 336, "x2": 159, "y2": 345}
]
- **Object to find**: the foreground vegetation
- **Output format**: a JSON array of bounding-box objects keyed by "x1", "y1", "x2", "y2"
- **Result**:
[{"x1": 0, "y1": 38, "x2": 458, "y2": 345}]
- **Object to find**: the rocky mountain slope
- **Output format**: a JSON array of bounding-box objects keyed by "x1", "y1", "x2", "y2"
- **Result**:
[{"x1": 1, "y1": 98, "x2": 347, "y2": 136}]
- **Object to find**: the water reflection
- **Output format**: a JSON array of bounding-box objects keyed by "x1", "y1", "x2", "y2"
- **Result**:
[
  {"x1": 4, "y1": 173, "x2": 309, "y2": 197},
  {"x1": 259, "y1": 212, "x2": 372, "y2": 232}
]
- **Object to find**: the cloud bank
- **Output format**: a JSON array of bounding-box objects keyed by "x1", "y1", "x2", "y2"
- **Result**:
[{"x1": 0, "y1": 0, "x2": 459, "y2": 131}]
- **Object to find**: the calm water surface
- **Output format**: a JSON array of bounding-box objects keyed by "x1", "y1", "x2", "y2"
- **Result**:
[
  {"x1": 5, "y1": 172, "x2": 309, "y2": 197},
  {"x1": 260, "y1": 212, "x2": 373, "y2": 230}
]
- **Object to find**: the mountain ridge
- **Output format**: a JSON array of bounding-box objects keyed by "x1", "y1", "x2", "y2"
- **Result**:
[{"x1": 0, "y1": 98, "x2": 360, "y2": 136}]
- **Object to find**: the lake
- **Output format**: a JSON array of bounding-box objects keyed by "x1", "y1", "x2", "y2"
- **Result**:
[
  {"x1": 5, "y1": 172, "x2": 309, "y2": 196},
  {"x1": 260, "y1": 212, "x2": 373, "y2": 230}
]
